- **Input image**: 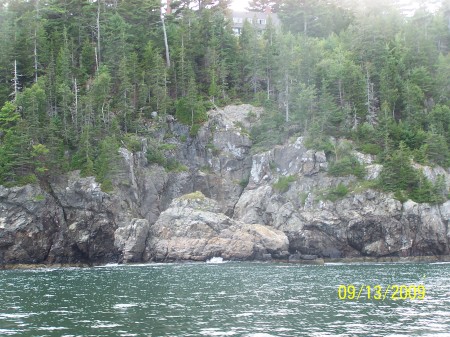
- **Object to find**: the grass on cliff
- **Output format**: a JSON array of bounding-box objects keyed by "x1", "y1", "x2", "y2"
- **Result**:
[
  {"x1": 273, "y1": 175, "x2": 297, "y2": 193},
  {"x1": 180, "y1": 191, "x2": 206, "y2": 200}
]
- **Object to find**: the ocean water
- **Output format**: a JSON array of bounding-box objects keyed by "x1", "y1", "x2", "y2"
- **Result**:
[{"x1": 0, "y1": 261, "x2": 449, "y2": 336}]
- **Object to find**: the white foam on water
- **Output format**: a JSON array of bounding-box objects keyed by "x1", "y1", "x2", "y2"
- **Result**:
[
  {"x1": 200, "y1": 328, "x2": 237, "y2": 336},
  {"x1": 38, "y1": 326, "x2": 68, "y2": 331},
  {"x1": 206, "y1": 257, "x2": 225, "y2": 263},
  {"x1": 96, "y1": 263, "x2": 120, "y2": 268},
  {"x1": 0, "y1": 313, "x2": 36, "y2": 319},
  {"x1": 91, "y1": 322, "x2": 121, "y2": 328},
  {"x1": 245, "y1": 334, "x2": 278, "y2": 337},
  {"x1": 0, "y1": 329, "x2": 23, "y2": 335},
  {"x1": 113, "y1": 303, "x2": 138, "y2": 310}
]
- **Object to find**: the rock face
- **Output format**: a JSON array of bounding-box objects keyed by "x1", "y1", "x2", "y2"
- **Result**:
[
  {"x1": 0, "y1": 175, "x2": 118, "y2": 265},
  {"x1": 1, "y1": 105, "x2": 450, "y2": 265},
  {"x1": 234, "y1": 137, "x2": 450, "y2": 258},
  {"x1": 115, "y1": 219, "x2": 150, "y2": 263},
  {"x1": 145, "y1": 192, "x2": 289, "y2": 261}
]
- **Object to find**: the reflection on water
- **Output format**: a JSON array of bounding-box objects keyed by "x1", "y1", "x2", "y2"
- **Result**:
[{"x1": 0, "y1": 262, "x2": 449, "y2": 336}]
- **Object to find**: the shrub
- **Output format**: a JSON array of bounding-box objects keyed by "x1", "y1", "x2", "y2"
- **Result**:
[
  {"x1": 147, "y1": 147, "x2": 166, "y2": 166},
  {"x1": 239, "y1": 176, "x2": 250, "y2": 188},
  {"x1": 328, "y1": 155, "x2": 365, "y2": 179},
  {"x1": 299, "y1": 192, "x2": 309, "y2": 206},
  {"x1": 379, "y1": 143, "x2": 447, "y2": 203},
  {"x1": 190, "y1": 124, "x2": 201, "y2": 137},
  {"x1": 360, "y1": 143, "x2": 382, "y2": 155},
  {"x1": 325, "y1": 183, "x2": 349, "y2": 202},
  {"x1": 159, "y1": 143, "x2": 177, "y2": 151},
  {"x1": 175, "y1": 97, "x2": 207, "y2": 126},
  {"x1": 123, "y1": 134, "x2": 142, "y2": 153},
  {"x1": 273, "y1": 175, "x2": 296, "y2": 193}
]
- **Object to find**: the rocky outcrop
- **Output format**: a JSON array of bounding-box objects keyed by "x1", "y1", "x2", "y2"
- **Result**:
[
  {"x1": 166, "y1": 104, "x2": 259, "y2": 216},
  {"x1": 0, "y1": 174, "x2": 119, "y2": 265},
  {"x1": 145, "y1": 192, "x2": 289, "y2": 261},
  {"x1": 115, "y1": 219, "x2": 150, "y2": 262},
  {"x1": 1, "y1": 105, "x2": 449, "y2": 265},
  {"x1": 234, "y1": 136, "x2": 450, "y2": 258}
]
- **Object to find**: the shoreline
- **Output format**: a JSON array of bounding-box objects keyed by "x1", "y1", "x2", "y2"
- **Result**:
[{"x1": 1, "y1": 255, "x2": 450, "y2": 270}]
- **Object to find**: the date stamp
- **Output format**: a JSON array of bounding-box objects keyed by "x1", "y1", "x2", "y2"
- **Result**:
[{"x1": 338, "y1": 284, "x2": 426, "y2": 300}]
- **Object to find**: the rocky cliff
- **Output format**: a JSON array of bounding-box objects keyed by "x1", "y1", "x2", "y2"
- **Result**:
[{"x1": 1, "y1": 105, "x2": 449, "y2": 265}]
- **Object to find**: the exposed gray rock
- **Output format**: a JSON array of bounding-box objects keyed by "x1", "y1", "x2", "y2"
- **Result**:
[
  {"x1": 0, "y1": 185, "x2": 63, "y2": 264},
  {"x1": 115, "y1": 219, "x2": 150, "y2": 262},
  {"x1": 366, "y1": 164, "x2": 383, "y2": 180},
  {"x1": 234, "y1": 136, "x2": 450, "y2": 259},
  {"x1": 145, "y1": 192, "x2": 289, "y2": 261},
  {"x1": 0, "y1": 105, "x2": 449, "y2": 265},
  {"x1": 0, "y1": 175, "x2": 119, "y2": 265}
]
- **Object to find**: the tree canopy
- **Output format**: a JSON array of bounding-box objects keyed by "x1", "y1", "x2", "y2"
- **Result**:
[{"x1": 0, "y1": 0, "x2": 449, "y2": 203}]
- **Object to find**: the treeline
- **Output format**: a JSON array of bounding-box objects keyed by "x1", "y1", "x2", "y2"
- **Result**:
[{"x1": 0, "y1": 0, "x2": 449, "y2": 202}]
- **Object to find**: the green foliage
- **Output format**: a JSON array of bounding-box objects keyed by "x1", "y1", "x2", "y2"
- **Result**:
[
  {"x1": 299, "y1": 192, "x2": 309, "y2": 206},
  {"x1": 159, "y1": 143, "x2": 177, "y2": 151},
  {"x1": 95, "y1": 136, "x2": 120, "y2": 192},
  {"x1": 360, "y1": 143, "x2": 382, "y2": 155},
  {"x1": 0, "y1": 102, "x2": 20, "y2": 131},
  {"x1": 379, "y1": 143, "x2": 418, "y2": 192},
  {"x1": 123, "y1": 134, "x2": 142, "y2": 153},
  {"x1": 0, "y1": 0, "x2": 449, "y2": 205},
  {"x1": 146, "y1": 140, "x2": 186, "y2": 172},
  {"x1": 0, "y1": 120, "x2": 34, "y2": 185},
  {"x1": 190, "y1": 124, "x2": 202, "y2": 137},
  {"x1": 324, "y1": 183, "x2": 349, "y2": 202},
  {"x1": 176, "y1": 97, "x2": 208, "y2": 126},
  {"x1": 146, "y1": 145, "x2": 167, "y2": 167},
  {"x1": 31, "y1": 143, "x2": 50, "y2": 175},
  {"x1": 425, "y1": 132, "x2": 449, "y2": 167},
  {"x1": 239, "y1": 176, "x2": 250, "y2": 188},
  {"x1": 379, "y1": 143, "x2": 446, "y2": 203},
  {"x1": 251, "y1": 110, "x2": 286, "y2": 153},
  {"x1": 33, "y1": 194, "x2": 46, "y2": 202},
  {"x1": 328, "y1": 155, "x2": 366, "y2": 179},
  {"x1": 273, "y1": 175, "x2": 297, "y2": 193},
  {"x1": 165, "y1": 159, "x2": 188, "y2": 173}
]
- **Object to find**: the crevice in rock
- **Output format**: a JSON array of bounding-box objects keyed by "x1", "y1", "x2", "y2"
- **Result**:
[{"x1": 42, "y1": 180, "x2": 68, "y2": 223}]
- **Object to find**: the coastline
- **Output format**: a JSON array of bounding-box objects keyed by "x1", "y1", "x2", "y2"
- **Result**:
[{"x1": 1, "y1": 255, "x2": 450, "y2": 270}]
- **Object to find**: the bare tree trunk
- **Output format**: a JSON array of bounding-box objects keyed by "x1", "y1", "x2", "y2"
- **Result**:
[
  {"x1": 181, "y1": 35, "x2": 185, "y2": 96},
  {"x1": 303, "y1": 11, "x2": 307, "y2": 35},
  {"x1": 285, "y1": 71, "x2": 289, "y2": 122},
  {"x1": 34, "y1": 29, "x2": 38, "y2": 82},
  {"x1": 366, "y1": 67, "x2": 371, "y2": 116},
  {"x1": 94, "y1": 47, "x2": 98, "y2": 72},
  {"x1": 162, "y1": 15, "x2": 171, "y2": 68},
  {"x1": 338, "y1": 79, "x2": 344, "y2": 107},
  {"x1": 34, "y1": 0, "x2": 40, "y2": 82},
  {"x1": 73, "y1": 78, "x2": 78, "y2": 131},
  {"x1": 12, "y1": 60, "x2": 19, "y2": 102},
  {"x1": 96, "y1": 0, "x2": 101, "y2": 71}
]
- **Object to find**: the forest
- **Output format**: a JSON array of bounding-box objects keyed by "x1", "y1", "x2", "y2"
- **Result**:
[{"x1": 0, "y1": 0, "x2": 449, "y2": 203}]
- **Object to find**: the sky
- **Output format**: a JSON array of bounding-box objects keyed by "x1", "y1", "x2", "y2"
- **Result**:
[
  {"x1": 230, "y1": 0, "x2": 249, "y2": 11},
  {"x1": 229, "y1": 0, "x2": 443, "y2": 13}
]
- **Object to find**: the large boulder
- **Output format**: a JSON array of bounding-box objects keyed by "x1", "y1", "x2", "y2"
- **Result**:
[
  {"x1": 145, "y1": 192, "x2": 289, "y2": 261},
  {"x1": 115, "y1": 219, "x2": 150, "y2": 262}
]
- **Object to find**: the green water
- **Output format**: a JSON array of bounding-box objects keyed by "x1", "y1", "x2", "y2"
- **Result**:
[{"x1": 0, "y1": 262, "x2": 449, "y2": 336}]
